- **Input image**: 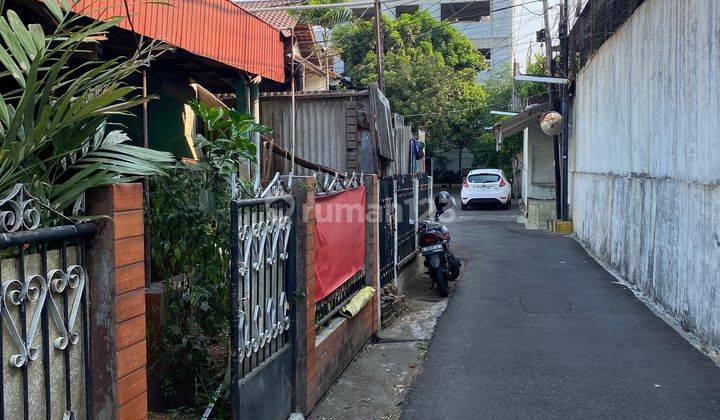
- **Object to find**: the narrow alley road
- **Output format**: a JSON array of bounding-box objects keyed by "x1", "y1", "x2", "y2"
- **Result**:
[{"x1": 402, "y1": 198, "x2": 720, "y2": 419}]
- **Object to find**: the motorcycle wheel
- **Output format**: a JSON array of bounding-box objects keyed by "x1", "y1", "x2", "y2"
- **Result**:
[
  {"x1": 432, "y1": 268, "x2": 450, "y2": 298},
  {"x1": 449, "y1": 265, "x2": 460, "y2": 281},
  {"x1": 447, "y1": 254, "x2": 461, "y2": 280}
]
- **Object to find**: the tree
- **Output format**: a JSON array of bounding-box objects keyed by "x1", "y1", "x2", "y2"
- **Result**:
[
  {"x1": 335, "y1": 11, "x2": 484, "y2": 78},
  {"x1": 334, "y1": 10, "x2": 488, "y2": 178},
  {"x1": 293, "y1": 0, "x2": 354, "y2": 89},
  {"x1": 517, "y1": 53, "x2": 549, "y2": 103},
  {"x1": 471, "y1": 66, "x2": 523, "y2": 176}
]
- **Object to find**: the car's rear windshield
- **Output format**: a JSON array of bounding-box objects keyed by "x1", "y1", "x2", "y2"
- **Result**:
[{"x1": 468, "y1": 173, "x2": 500, "y2": 183}]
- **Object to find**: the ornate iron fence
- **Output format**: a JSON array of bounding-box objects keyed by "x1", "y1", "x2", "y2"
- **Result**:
[
  {"x1": 229, "y1": 189, "x2": 295, "y2": 419},
  {"x1": 395, "y1": 174, "x2": 416, "y2": 267},
  {"x1": 378, "y1": 176, "x2": 395, "y2": 287},
  {"x1": 0, "y1": 184, "x2": 95, "y2": 419}
]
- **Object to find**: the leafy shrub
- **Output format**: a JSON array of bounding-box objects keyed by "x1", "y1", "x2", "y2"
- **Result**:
[{"x1": 145, "y1": 102, "x2": 265, "y2": 414}]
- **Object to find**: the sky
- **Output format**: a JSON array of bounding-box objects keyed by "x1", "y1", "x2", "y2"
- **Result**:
[{"x1": 513, "y1": 0, "x2": 560, "y2": 73}]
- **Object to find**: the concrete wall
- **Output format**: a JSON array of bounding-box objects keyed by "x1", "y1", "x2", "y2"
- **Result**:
[
  {"x1": 523, "y1": 124, "x2": 555, "y2": 203},
  {"x1": 570, "y1": 0, "x2": 720, "y2": 346}
]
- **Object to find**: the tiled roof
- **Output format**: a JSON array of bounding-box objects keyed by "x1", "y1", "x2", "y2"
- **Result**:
[{"x1": 234, "y1": 0, "x2": 302, "y2": 35}]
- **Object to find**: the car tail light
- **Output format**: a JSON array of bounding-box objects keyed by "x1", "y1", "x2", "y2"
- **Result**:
[
  {"x1": 420, "y1": 233, "x2": 441, "y2": 246},
  {"x1": 463, "y1": 178, "x2": 469, "y2": 188},
  {"x1": 499, "y1": 178, "x2": 506, "y2": 187}
]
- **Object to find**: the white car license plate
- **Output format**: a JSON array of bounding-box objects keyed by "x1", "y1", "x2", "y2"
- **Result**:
[{"x1": 421, "y1": 244, "x2": 443, "y2": 254}]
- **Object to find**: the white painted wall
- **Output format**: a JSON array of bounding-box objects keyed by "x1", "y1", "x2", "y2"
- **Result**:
[
  {"x1": 522, "y1": 128, "x2": 529, "y2": 207},
  {"x1": 521, "y1": 125, "x2": 555, "y2": 205},
  {"x1": 571, "y1": 0, "x2": 720, "y2": 347}
]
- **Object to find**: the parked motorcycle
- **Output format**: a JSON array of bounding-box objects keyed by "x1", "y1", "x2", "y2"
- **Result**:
[{"x1": 418, "y1": 191, "x2": 462, "y2": 297}]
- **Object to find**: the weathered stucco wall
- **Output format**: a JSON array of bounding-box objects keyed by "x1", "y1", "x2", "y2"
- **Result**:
[
  {"x1": 526, "y1": 124, "x2": 555, "y2": 201},
  {"x1": 571, "y1": 0, "x2": 720, "y2": 346}
]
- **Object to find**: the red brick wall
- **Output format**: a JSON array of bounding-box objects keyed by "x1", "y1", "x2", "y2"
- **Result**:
[
  {"x1": 87, "y1": 183, "x2": 148, "y2": 419},
  {"x1": 307, "y1": 297, "x2": 377, "y2": 410},
  {"x1": 298, "y1": 176, "x2": 380, "y2": 414},
  {"x1": 112, "y1": 184, "x2": 148, "y2": 419}
]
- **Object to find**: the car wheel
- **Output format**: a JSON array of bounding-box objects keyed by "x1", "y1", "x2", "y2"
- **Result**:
[
  {"x1": 461, "y1": 203, "x2": 468, "y2": 211},
  {"x1": 504, "y1": 199, "x2": 511, "y2": 210}
]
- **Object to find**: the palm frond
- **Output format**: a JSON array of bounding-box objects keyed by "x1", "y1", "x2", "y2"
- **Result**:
[{"x1": 0, "y1": 3, "x2": 173, "y2": 213}]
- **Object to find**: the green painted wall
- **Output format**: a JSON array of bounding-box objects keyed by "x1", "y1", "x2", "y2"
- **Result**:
[
  {"x1": 111, "y1": 73, "x2": 254, "y2": 159},
  {"x1": 147, "y1": 75, "x2": 193, "y2": 158}
]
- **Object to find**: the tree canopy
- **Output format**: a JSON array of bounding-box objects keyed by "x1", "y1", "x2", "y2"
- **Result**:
[
  {"x1": 334, "y1": 10, "x2": 522, "y2": 179},
  {"x1": 334, "y1": 11, "x2": 486, "y2": 154}
]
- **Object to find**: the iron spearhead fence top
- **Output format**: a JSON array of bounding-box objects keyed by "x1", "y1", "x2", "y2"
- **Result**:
[{"x1": 314, "y1": 172, "x2": 364, "y2": 196}]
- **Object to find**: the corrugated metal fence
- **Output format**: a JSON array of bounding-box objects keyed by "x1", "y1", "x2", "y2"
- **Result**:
[{"x1": 260, "y1": 86, "x2": 419, "y2": 178}]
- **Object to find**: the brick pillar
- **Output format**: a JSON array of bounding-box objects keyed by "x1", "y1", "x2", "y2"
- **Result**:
[
  {"x1": 86, "y1": 183, "x2": 148, "y2": 419},
  {"x1": 291, "y1": 176, "x2": 316, "y2": 415}
]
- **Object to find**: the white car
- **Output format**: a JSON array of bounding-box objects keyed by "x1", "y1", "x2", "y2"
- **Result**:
[{"x1": 460, "y1": 169, "x2": 512, "y2": 210}]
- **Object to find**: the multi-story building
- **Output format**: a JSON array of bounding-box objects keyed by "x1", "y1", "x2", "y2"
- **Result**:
[{"x1": 354, "y1": 0, "x2": 515, "y2": 81}]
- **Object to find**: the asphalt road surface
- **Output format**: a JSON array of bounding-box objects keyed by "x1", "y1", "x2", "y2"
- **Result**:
[{"x1": 401, "y1": 199, "x2": 720, "y2": 419}]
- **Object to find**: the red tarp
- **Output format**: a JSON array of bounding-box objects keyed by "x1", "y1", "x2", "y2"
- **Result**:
[{"x1": 314, "y1": 186, "x2": 366, "y2": 302}]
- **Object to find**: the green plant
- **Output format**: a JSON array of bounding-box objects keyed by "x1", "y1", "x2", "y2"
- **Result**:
[
  {"x1": 517, "y1": 53, "x2": 549, "y2": 103},
  {"x1": 293, "y1": 0, "x2": 355, "y2": 89},
  {"x1": 0, "y1": 1, "x2": 173, "y2": 211},
  {"x1": 146, "y1": 103, "x2": 266, "y2": 413}
]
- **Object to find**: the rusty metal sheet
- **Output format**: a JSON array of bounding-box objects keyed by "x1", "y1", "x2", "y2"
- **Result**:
[{"x1": 71, "y1": 0, "x2": 286, "y2": 82}]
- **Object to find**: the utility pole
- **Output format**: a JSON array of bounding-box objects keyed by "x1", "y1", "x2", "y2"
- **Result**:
[
  {"x1": 542, "y1": 0, "x2": 562, "y2": 220},
  {"x1": 374, "y1": 0, "x2": 386, "y2": 92},
  {"x1": 559, "y1": 0, "x2": 570, "y2": 220},
  {"x1": 542, "y1": 0, "x2": 553, "y2": 73}
]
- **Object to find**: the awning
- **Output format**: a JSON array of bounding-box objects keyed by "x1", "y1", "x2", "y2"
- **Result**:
[{"x1": 493, "y1": 103, "x2": 551, "y2": 150}]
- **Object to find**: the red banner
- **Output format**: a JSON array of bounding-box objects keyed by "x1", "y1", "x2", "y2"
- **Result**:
[{"x1": 314, "y1": 186, "x2": 367, "y2": 301}]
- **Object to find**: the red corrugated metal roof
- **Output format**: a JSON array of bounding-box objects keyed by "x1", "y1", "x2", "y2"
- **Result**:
[{"x1": 71, "y1": 0, "x2": 286, "y2": 82}]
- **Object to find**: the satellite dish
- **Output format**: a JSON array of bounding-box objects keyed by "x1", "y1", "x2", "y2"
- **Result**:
[{"x1": 540, "y1": 111, "x2": 563, "y2": 136}]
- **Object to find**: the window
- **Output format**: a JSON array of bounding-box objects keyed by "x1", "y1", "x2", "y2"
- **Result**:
[
  {"x1": 396, "y1": 5, "x2": 419, "y2": 15},
  {"x1": 351, "y1": 7, "x2": 374, "y2": 20},
  {"x1": 468, "y1": 173, "x2": 500, "y2": 183},
  {"x1": 479, "y1": 48, "x2": 491, "y2": 60},
  {"x1": 440, "y1": 1, "x2": 490, "y2": 22}
]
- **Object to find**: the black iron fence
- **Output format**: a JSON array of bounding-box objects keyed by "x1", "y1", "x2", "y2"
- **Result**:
[
  {"x1": 395, "y1": 174, "x2": 416, "y2": 267},
  {"x1": 418, "y1": 173, "x2": 430, "y2": 218},
  {"x1": 314, "y1": 270, "x2": 365, "y2": 326},
  {"x1": 378, "y1": 176, "x2": 395, "y2": 286},
  {"x1": 230, "y1": 195, "x2": 294, "y2": 388},
  {"x1": 0, "y1": 184, "x2": 95, "y2": 419}
]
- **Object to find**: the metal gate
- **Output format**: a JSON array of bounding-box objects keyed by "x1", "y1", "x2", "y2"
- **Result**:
[
  {"x1": 378, "y1": 176, "x2": 395, "y2": 286},
  {"x1": 395, "y1": 174, "x2": 416, "y2": 268},
  {"x1": 230, "y1": 193, "x2": 295, "y2": 420},
  {"x1": 0, "y1": 184, "x2": 95, "y2": 419},
  {"x1": 417, "y1": 173, "x2": 430, "y2": 218}
]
